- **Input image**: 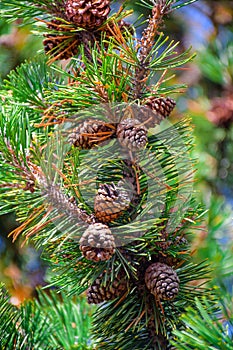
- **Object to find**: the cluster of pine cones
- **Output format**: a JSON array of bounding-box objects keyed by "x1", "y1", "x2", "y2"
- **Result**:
[
  {"x1": 46, "y1": 0, "x2": 181, "y2": 311},
  {"x1": 67, "y1": 96, "x2": 181, "y2": 305},
  {"x1": 84, "y1": 221, "x2": 181, "y2": 304},
  {"x1": 68, "y1": 97, "x2": 176, "y2": 150},
  {"x1": 68, "y1": 98, "x2": 176, "y2": 230},
  {"x1": 43, "y1": 0, "x2": 130, "y2": 59}
]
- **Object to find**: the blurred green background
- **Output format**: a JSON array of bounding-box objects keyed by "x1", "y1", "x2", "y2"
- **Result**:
[{"x1": 0, "y1": 0, "x2": 232, "y2": 304}]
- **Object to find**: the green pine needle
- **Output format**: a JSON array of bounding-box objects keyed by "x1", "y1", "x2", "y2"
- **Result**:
[
  {"x1": 0, "y1": 284, "x2": 95, "y2": 349},
  {"x1": 172, "y1": 292, "x2": 233, "y2": 350}
]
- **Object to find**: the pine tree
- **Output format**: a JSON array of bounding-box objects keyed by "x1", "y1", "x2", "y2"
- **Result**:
[{"x1": 0, "y1": 0, "x2": 216, "y2": 349}]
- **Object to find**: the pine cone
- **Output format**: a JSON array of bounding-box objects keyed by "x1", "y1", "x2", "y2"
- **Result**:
[
  {"x1": 145, "y1": 262, "x2": 180, "y2": 301},
  {"x1": 116, "y1": 118, "x2": 148, "y2": 151},
  {"x1": 68, "y1": 119, "x2": 115, "y2": 149},
  {"x1": 141, "y1": 97, "x2": 176, "y2": 128},
  {"x1": 79, "y1": 223, "x2": 115, "y2": 261},
  {"x1": 43, "y1": 35, "x2": 80, "y2": 60},
  {"x1": 94, "y1": 182, "x2": 131, "y2": 223},
  {"x1": 65, "y1": 0, "x2": 110, "y2": 29},
  {"x1": 43, "y1": 19, "x2": 80, "y2": 60},
  {"x1": 87, "y1": 269, "x2": 128, "y2": 304}
]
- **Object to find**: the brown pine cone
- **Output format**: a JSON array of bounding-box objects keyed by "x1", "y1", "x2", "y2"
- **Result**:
[
  {"x1": 116, "y1": 118, "x2": 148, "y2": 151},
  {"x1": 87, "y1": 269, "x2": 128, "y2": 304},
  {"x1": 145, "y1": 262, "x2": 180, "y2": 301},
  {"x1": 43, "y1": 34, "x2": 80, "y2": 60},
  {"x1": 68, "y1": 119, "x2": 115, "y2": 149},
  {"x1": 43, "y1": 19, "x2": 80, "y2": 60},
  {"x1": 140, "y1": 97, "x2": 176, "y2": 128},
  {"x1": 79, "y1": 223, "x2": 115, "y2": 262},
  {"x1": 65, "y1": 0, "x2": 110, "y2": 29},
  {"x1": 94, "y1": 182, "x2": 131, "y2": 223}
]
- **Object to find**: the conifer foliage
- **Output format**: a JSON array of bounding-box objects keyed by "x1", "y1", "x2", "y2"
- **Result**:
[{"x1": 0, "y1": 0, "x2": 214, "y2": 349}]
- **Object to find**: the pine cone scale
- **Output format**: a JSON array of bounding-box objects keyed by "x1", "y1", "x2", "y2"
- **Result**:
[{"x1": 65, "y1": 0, "x2": 110, "y2": 29}]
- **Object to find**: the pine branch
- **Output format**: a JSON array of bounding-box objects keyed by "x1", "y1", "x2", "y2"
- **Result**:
[
  {"x1": 0, "y1": 1, "x2": 218, "y2": 349},
  {"x1": 171, "y1": 0, "x2": 199, "y2": 10},
  {"x1": 133, "y1": 1, "x2": 173, "y2": 99},
  {"x1": 36, "y1": 290, "x2": 95, "y2": 349},
  {"x1": 132, "y1": 0, "x2": 194, "y2": 100}
]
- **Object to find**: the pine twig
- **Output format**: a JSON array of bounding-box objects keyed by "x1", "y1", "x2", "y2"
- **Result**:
[
  {"x1": 133, "y1": 0, "x2": 175, "y2": 99},
  {"x1": 28, "y1": 162, "x2": 94, "y2": 225}
]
